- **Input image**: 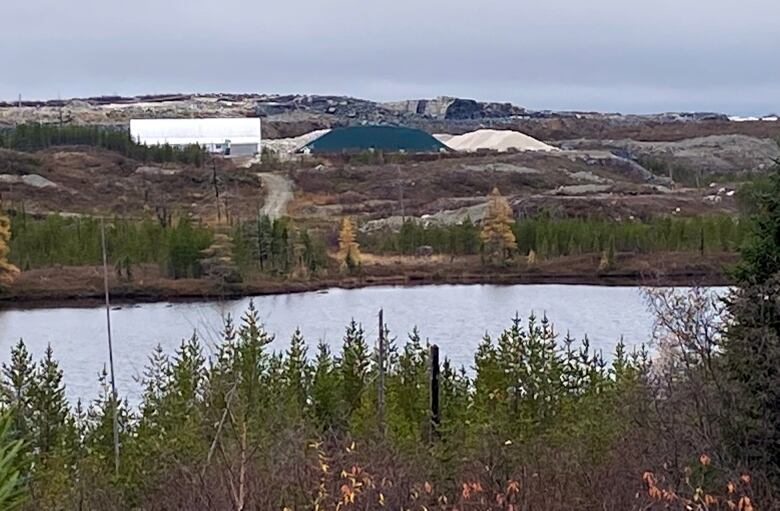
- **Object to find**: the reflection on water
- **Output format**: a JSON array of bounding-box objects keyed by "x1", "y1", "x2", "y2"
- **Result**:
[{"x1": 0, "y1": 284, "x2": 719, "y2": 404}]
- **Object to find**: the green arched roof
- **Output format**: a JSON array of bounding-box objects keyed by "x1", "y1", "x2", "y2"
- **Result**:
[{"x1": 301, "y1": 125, "x2": 447, "y2": 153}]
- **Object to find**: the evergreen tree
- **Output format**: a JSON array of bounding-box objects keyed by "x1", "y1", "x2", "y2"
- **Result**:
[
  {"x1": 234, "y1": 301, "x2": 274, "y2": 431},
  {"x1": 256, "y1": 214, "x2": 274, "y2": 271},
  {"x1": 721, "y1": 163, "x2": 780, "y2": 481},
  {"x1": 460, "y1": 216, "x2": 481, "y2": 254},
  {"x1": 734, "y1": 164, "x2": 780, "y2": 284},
  {"x1": 338, "y1": 320, "x2": 370, "y2": 420},
  {"x1": 284, "y1": 328, "x2": 311, "y2": 415},
  {"x1": 1, "y1": 340, "x2": 36, "y2": 438},
  {"x1": 311, "y1": 342, "x2": 341, "y2": 431},
  {"x1": 27, "y1": 346, "x2": 77, "y2": 508},
  {"x1": 83, "y1": 366, "x2": 130, "y2": 475},
  {"x1": 387, "y1": 328, "x2": 428, "y2": 443},
  {"x1": 29, "y1": 346, "x2": 70, "y2": 455}
]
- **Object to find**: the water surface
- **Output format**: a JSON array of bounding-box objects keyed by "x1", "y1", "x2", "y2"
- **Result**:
[{"x1": 0, "y1": 284, "x2": 700, "y2": 404}]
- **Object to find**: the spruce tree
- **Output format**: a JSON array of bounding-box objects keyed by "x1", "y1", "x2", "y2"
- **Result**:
[
  {"x1": 256, "y1": 214, "x2": 273, "y2": 271},
  {"x1": 311, "y1": 342, "x2": 341, "y2": 431},
  {"x1": 338, "y1": 320, "x2": 370, "y2": 419},
  {"x1": 284, "y1": 328, "x2": 311, "y2": 415},
  {"x1": 29, "y1": 345, "x2": 70, "y2": 455},
  {"x1": 387, "y1": 328, "x2": 428, "y2": 443},
  {"x1": 734, "y1": 164, "x2": 780, "y2": 284},
  {"x1": 27, "y1": 346, "x2": 76, "y2": 508},
  {"x1": 1, "y1": 340, "x2": 36, "y2": 438},
  {"x1": 234, "y1": 301, "x2": 274, "y2": 432},
  {"x1": 720, "y1": 163, "x2": 780, "y2": 481}
]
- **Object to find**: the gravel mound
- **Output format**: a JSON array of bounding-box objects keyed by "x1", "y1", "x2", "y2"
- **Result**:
[
  {"x1": 264, "y1": 129, "x2": 331, "y2": 157},
  {"x1": 438, "y1": 129, "x2": 557, "y2": 152}
]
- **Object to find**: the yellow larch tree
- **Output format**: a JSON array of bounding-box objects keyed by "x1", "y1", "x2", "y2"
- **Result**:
[
  {"x1": 527, "y1": 249, "x2": 537, "y2": 266},
  {"x1": 480, "y1": 187, "x2": 516, "y2": 264},
  {"x1": 338, "y1": 216, "x2": 361, "y2": 268},
  {"x1": 0, "y1": 212, "x2": 19, "y2": 285}
]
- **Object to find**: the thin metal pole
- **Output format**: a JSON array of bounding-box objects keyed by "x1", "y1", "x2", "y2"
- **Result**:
[
  {"x1": 101, "y1": 218, "x2": 120, "y2": 475},
  {"x1": 377, "y1": 309, "x2": 385, "y2": 435}
]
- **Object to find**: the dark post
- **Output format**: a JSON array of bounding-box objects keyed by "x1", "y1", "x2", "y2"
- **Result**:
[
  {"x1": 212, "y1": 157, "x2": 221, "y2": 223},
  {"x1": 377, "y1": 309, "x2": 385, "y2": 434},
  {"x1": 429, "y1": 344, "x2": 440, "y2": 442}
]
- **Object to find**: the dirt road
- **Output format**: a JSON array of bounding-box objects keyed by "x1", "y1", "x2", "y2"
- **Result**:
[{"x1": 258, "y1": 172, "x2": 293, "y2": 219}]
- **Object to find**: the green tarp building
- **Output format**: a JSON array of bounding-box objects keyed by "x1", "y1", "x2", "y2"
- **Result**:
[{"x1": 300, "y1": 125, "x2": 447, "y2": 154}]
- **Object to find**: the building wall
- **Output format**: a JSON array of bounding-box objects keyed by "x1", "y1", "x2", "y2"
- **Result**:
[
  {"x1": 130, "y1": 118, "x2": 262, "y2": 155},
  {"x1": 226, "y1": 143, "x2": 259, "y2": 156},
  {"x1": 174, "y1": 142, "x2": 258, "y2": 156}
]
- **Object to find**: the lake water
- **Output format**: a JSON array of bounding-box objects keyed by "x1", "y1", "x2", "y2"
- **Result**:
[{"x1": 0, "y1": 284, "x2": 712, "y2": 405}]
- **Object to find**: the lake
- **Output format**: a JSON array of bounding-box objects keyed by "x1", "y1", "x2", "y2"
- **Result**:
[{"x1": 0, "y1": 284, "x2": 712, "y2": 405}]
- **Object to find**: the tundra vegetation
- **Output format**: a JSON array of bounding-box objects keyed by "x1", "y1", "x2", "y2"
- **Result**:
[{"x1": 0, "y1": 166, "x2": 779, "y2": 510}]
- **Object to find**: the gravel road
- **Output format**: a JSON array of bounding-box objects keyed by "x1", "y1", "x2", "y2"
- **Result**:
[{"x1": 258, "y1": 172, "x2": 293, "y2": 219}]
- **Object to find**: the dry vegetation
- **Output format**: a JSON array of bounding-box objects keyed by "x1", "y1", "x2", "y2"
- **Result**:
[
  {"x1": 289, "y1": 151, "x2": 737, "y2": 221},
  {"x1": 0, "y1": 147, "x2": 263, "y2": 220}
]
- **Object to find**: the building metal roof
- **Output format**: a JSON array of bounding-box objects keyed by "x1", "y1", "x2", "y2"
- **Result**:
[
  {"x1": 300, "y1": 125, "x2": 448, "y2": 153},
  {"x1": 130, "y1": 118, "x2": 261, "y2": 146}
]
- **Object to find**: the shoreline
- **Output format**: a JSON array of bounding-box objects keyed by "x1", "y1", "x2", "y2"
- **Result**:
[{"x1": 0, "y1": 264, "x2": 732, "y2": 311}]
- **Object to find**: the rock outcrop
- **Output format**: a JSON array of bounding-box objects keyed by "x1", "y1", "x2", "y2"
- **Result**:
[
  {"x1": 382, "y1": 96, "x2": 522, "y2": 120},
  {"x1": 560, "y1": 135, "x2": 780, "y2": 174}
]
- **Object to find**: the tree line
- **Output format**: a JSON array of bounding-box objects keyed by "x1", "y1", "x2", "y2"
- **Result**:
[
  {"x1": 231, "y1": 215, "x2": 330, "y2": 277},
  {"x1": 0, "y1": 124, "x2": 207, "y2": 166},
  {"x1": 5, "y1": 211, "x2": 334, "y2": 282},
  {"x1": 362, "y1": 213, "x2": 747, "y2": 258},
  {"x1": 7, "y1": 213, "x2": 212, "y2": 279}
]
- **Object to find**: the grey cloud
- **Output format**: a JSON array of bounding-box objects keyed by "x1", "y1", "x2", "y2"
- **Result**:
[{"x1": 2, "y1": 0, "x2": 779, "y2": 114}]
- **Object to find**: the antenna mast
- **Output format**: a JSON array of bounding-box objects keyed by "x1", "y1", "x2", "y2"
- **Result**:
[{"x1": 101, "y1": 218, "x2": 120, "y2": 475}]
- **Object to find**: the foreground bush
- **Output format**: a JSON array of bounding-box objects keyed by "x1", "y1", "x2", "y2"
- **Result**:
[{"x1": 0, "y1": 294, "x2": 769, "y2": 510}]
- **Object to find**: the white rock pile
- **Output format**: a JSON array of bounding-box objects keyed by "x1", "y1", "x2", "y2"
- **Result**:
[{"x1": 436, "y1": 129, "x2": 557, "y2": 153}]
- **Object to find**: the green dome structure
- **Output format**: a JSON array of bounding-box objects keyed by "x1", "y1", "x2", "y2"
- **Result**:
[{"x1": 299, "y1": 125, "x2": 448, "y2": 154}]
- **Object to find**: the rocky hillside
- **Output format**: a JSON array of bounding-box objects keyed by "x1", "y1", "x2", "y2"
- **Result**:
[
  {"x1": 558, "y1": 135, "x2": 780, "y2": 175},
  {"x1": 2, "y1": 93, "x2": 779, "y2": 142}
]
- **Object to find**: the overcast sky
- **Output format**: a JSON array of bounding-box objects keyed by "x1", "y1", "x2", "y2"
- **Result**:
[{"x1": 3, "y1": 0, "x2": 778, "y2": 114}]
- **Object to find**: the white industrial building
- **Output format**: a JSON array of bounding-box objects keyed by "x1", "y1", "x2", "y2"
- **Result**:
[{"x1": 130, "y1": 118, "x2": 262, "y2": 156}]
